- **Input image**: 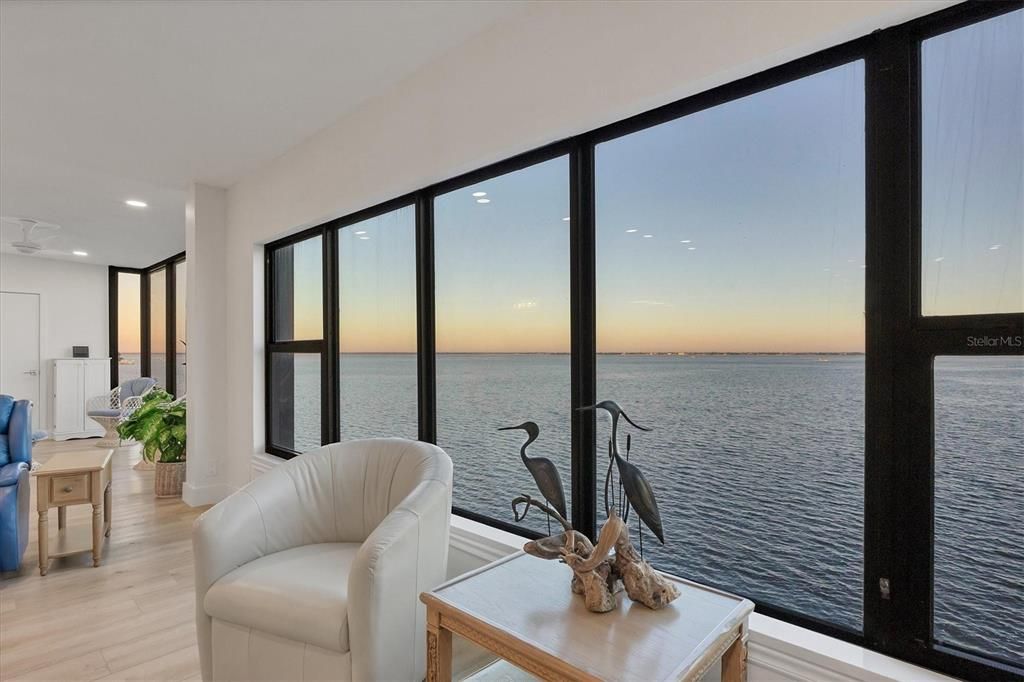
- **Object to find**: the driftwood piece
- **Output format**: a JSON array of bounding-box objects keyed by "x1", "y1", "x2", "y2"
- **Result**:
[
  {"x1": 521, "y1": 509, "x2": 679, "y2": 613},
  {"x1": 612, "y1": 521, "x2": 680, "y2": 609}
]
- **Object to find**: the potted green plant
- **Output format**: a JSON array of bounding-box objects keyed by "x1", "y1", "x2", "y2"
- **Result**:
[{"x1": 116, "y1": 389, "x2": 187, "y2": 497}]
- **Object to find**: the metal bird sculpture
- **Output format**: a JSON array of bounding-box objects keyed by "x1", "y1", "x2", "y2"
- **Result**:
[
  {"x1": 578, "y1": 401, "x2": 665, "y2": 544},
  {"x1": 498, "y1": 421, "x2": 568, "y2": 521}
]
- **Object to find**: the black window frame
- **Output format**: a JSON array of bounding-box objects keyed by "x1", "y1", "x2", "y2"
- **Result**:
[
  {"x1": 108, "y1": 250, "x2": 186, "y2": 397},
  {"x1": 262, "y1": 2, "x2": 1024, "y2": 678}
]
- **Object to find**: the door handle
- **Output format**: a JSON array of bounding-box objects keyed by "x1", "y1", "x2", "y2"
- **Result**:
[{"x1": 23, "y1": 370, "x2": 38, "y2": 376}]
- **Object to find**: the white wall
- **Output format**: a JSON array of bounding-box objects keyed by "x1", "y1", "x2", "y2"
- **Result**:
[
  {"x1": 0, "y1": 252, "x2": 108, "y2": 429},
  {"x1": 183, "y1": 184, "x2": 233, "y2": 505},
  {"x1": 213, "y1": 0, "x2": 951, "y2": 491}
]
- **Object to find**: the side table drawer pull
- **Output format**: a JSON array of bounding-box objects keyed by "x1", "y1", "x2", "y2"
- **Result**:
[{"x1": 51, "y1": 474, "x2": 90, "y2": 504}]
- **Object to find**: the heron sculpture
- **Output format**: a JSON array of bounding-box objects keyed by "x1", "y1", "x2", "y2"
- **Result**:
[
  {"x1": 579, "y1": 401, "x2": 665, "y2": 544},
  {"x1": 498, "y1": 421, "x2": 567, "y2": 523}
]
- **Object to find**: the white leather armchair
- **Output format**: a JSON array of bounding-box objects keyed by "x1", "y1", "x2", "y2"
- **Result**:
[{"x1": 193, "y1": 438, "x2": 453, "y2": 682}]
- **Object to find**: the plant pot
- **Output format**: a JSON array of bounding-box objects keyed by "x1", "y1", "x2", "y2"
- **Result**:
[{"x1": 154, "y1": 460, "x2": 185, "y2": 498}]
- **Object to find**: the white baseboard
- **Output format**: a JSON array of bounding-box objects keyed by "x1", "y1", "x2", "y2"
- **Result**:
[
  {"x1": 251, "y1": 451, "x2": 284, "y2": 478},
  {"x1": 182, "y1": 481, "x2": 235, "y2": 507}
]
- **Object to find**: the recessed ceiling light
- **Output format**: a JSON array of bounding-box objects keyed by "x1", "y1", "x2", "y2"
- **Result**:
[
  {"x1": 354, "y1": 230, "x2": 367, "y2": 235},
  {"x1": 476, "y1": 198, "x2": 491, "y2": 204},
  {"x1": 688, "y1": 247, "x2": 697, "y2": 251},
  {"x1": 125, "y1": 199, "x2": 147, "y2": 208},
  {"x1": 625, "y1": 229, "x2": 638, "y2": 233},
  {"x1": 643, "y1": 234, "x2": 653, "y2": 238},
  {"x1": 72, "y1": 250, "x2": 88, "y2": 257},
  {"x1": 562, "y1": 216, "x2": 570, "y2": 222},
  {"x1": 472, "y1": 191, "x2": 487, "y2": 198},
  {"x1": 680, "y1": 239, "x2": 691, "y2": 244}
]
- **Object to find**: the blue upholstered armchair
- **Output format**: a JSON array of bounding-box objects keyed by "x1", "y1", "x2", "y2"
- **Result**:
[{"x1": 0, "y1": 395, "x2": 32, "y2": 573}]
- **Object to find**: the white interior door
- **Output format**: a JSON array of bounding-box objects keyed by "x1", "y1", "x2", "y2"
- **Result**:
[{"x1": 0, "y1": 291, "x2": 41, "y2": 429}]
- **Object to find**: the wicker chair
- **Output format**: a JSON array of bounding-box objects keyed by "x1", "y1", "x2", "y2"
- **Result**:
[{"x1": 86, "y1": 377, "x2": 157, "y2": 448}]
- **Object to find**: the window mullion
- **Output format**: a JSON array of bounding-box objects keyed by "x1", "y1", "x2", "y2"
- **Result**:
[
  {"x1": 323, "y1": 227, "x2": 340, "y2": 445},
  {"x1": 569, "y1": 140, "x2": 597, "y2": 542},
  {"x1": 416, "y1": 191, "x2": 437, "y2": 445},
  {"x1": 864, "y1": 26, "x2": 931, "y2": 657}
]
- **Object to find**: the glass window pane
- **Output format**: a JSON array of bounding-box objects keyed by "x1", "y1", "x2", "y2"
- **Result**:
[
  {"x1": 435, "y1": 156, "x2": 572, "y2": 535},
  {"x1": 269, "y1": 352, "x2": 321, "y2": 453},
  {"x1": 175, "y1": 261, "x2": 187, "y2": 396},
  {"x1": 921, "y1": 10, "x2": 1024, "y2": 315},
  {"x1": 149, "y1": 268, "x2": 166, "y2": 388},
  {"x1": 116, "y1": 272, "x2": 141, "y2": 384},
  {"x1": 338, "y1": 207, "x2": 418, "y2": 440},
  {"x1": 934, "y1": 356, "x2": 1024, "y2": 665},
  {"x1": 273, "y1": 236, "x2": 323, "y2": 341},
  {"x1": 595, "y1": 62, "x2": 865, "y2": 629}
]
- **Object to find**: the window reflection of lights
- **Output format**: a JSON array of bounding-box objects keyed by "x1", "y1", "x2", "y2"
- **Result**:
[
  {"x1": 354, "y1": 230, "x2": 367, "y2": 235},
  {"x1": 934, "y1": 256, "x2": 944, "y2": 262},
  {"x1": 472, "y1": 191, "x2": 487, "y2": 198},
  {"x1": 989, "y1": 244, "x2": 1002, "y2": 250},
  {"x1": 359, "y1": 236, "x2": 370, "y2": 241},
  {"x1": 513, "y1": 300, "x2": 538, "y2": 310},
  {"x1": 562, "y1": 217, "x2": 570, "y2": 222},
  {"x1": 688, "y1": 247, "x2": 696, "y2": 251},
  {"x1": 476, "y1": 198, "x2": 491, "y2": 204},
  {"x1": 680, "y1": 240, "x2": 691, "y2": 244},
  {"x1": 625, "y1": 228, "x2": 638, "y2": 233}
]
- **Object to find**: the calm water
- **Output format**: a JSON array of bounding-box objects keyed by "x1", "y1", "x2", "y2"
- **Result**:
[
  {"x1": 288, "y1": 353, "x2": 1021, "y2": 663},
  {"x1": 117, "y1": 353, "x2": 186, "y2": 396}
]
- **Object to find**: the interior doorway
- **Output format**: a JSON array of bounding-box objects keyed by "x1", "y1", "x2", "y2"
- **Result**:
[{"x1": 0, "y1": 290, "x2": 41, "y2": 429}]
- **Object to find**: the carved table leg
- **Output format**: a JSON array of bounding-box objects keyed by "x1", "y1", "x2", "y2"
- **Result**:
[
  {"x1": 426, "y1": 607, "x2": 452, "y2": 682},
  {"x1": 92, "y1": 504, "x2": 102, "y2": 567},
  {"x1": 38, "y1": 510, "x2": 48, "y2": 576},
  {"x1": 721, "y1": 627, "x2": 748, "y2": 682},
  {"x1": 104, "y1": 482, "x2": 112, "y2": 537}
]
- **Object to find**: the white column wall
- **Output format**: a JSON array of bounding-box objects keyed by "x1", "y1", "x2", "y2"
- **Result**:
[
  {"x1": 183, "y1": 183, "x2": 232, "y2": 506},
  {"x1": 191, "y1": 0, "x2": 952, "y2": 495}
]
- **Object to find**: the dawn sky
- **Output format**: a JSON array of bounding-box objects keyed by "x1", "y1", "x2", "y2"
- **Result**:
[{"x1": 122, "y1": 10, "x2": 1021, "y2": 355}]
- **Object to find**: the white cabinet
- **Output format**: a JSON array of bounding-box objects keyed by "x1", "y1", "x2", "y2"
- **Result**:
[{"x1": 51, "y1": 358, "x2": 110, "y2": 440}]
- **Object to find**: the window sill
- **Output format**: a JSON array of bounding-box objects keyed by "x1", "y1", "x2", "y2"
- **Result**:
[{"x1": 449, "y1": 516, "x2": 958, "y2": 682}]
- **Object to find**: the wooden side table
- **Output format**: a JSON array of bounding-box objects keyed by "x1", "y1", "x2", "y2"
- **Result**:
[
  {"x1": 32, "y1": 448, "x2": 113, "y2": 575},
  {"x1": 421, "y1": 552, "x2": 754, "y2": 682}
]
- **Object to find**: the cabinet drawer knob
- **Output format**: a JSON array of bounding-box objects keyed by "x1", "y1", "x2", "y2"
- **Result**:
[{"x1": 63, "y1": 485, "x2": 73, "y2": 493}]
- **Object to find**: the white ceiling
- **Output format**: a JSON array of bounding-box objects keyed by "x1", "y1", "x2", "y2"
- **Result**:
[{"x1": 0, "y1": 0, "x2": 526, "y2": 267}]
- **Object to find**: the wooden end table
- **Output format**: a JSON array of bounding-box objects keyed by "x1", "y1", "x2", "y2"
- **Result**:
[
  {"x1": 421, "y1": 551, "x2": 754, "y2": 682},
  {"x1": 31, "y1": 448, "x2": 113, "y2": 575}
]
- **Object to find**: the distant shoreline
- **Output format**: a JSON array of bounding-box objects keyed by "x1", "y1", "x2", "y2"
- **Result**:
[
  {"x1": 118, "y1": 351, "x2": 867, "y2": 357},
  {"x1": 337, "y1": 351, "x2": 867, "y2": 356}
]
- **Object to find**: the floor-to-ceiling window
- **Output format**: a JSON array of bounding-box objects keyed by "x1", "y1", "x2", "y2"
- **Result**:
[
  {"x1": 148, "y1": 267, "x2": 167, "y2": 388},
  {"x1": 114, "y1": 271, "x2": 142, "y2": 384},
  {"x1": 920, "y1": 9, "x2": 1023, "y2": 669},
  {"x1": 337, "y1": 205, "x2": 418, "y2": 440},
  {"x1": 261, "y1": 4, "x2": 1022, "y2": 678},
  {"x1": 434, "y1": 156, "x2": 572, "y2": 535},
  {"x1": 175, "y1": 260, "x2": 187, "y2": 395},
  {"x1": 594, "y1": 60, "x2": 866, "y2": 630},
  {"x1": 109, "y1": 253, "x2": 186, "y2": 396},
  {"x1": 266, "y1": 234, "x2": 324, "y2": 454}
]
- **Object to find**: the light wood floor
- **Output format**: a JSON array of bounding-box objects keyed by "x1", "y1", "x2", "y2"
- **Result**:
[{"x1": 0, "y1": 440, "x2": 207, "y2": 682}]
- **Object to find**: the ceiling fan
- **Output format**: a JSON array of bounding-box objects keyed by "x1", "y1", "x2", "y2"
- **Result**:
[{"x1": 1, "y1": 216, "x2": 63, "y2": 255}]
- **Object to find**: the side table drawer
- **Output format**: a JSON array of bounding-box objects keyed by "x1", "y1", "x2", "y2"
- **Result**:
[{"x1": 49, "y1": 474, "x2": 91, "y2": 505}]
